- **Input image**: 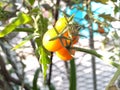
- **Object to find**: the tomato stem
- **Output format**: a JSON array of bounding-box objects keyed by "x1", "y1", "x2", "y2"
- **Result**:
[
  {"x1": 106, "y1": 66, "x2": 120, "y2": 90},
  {"x1": 71, "y1": 47, "x2": 120, "y2": 68},
  {"x1": 69, "y1": 59, "x2": 76, "y2": 90}
]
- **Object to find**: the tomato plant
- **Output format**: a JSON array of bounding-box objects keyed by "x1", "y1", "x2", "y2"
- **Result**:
[
  {"x1": 42, "y1": 28, "x2": 69, "y2": 51},
  {"x1": 42, "y1": 16, "x2": 79, "y2": 52},
  {"x1": 56, "y1": 47, "x2": 75, "y2": 61},
  {"x1": 0, "y1": 0, "x2": 119, "y2": 90}
]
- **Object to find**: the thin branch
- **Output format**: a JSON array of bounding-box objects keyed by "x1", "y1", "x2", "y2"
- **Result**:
[
  {"x1": 47, "y1": 0, "x2": 61, "y2": 87},
  {"x1": 0, "y1": 39, "x2": 24, "y2": 80},
  {"x1": 0, "y1": 54, "x2": 30, "y2": 90}
]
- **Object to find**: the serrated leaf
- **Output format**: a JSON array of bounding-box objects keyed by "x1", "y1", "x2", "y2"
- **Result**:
[
  {"x1": 12, "y1": 34, "x2": 34, "y2": 50},
  {"x1": 28, "y1": 0, "x2": 35, "y2": 5},
  {"x1": 99, "y1": 14, "x2": 117, "y2": 22},
  {"x1": 95, "y1": 0, "x2": 109, "y2": 4},
  {"x1": 32, "y1": 68, "x2": 41, "y2": 90},
  {"x1": 0, "y1": 12, "x2": 31, "y2": 37}
]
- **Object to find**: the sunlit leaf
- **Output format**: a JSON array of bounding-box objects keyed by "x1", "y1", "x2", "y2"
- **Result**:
[
  {"x1": 32, "y1": 68, "x2": 41, "y2": 90},
  {"x1": 0, "y1": 12, "x2": 31, "y2": 37},
  {"x1": 39, "y1": 46, "x2": 51, "y2": 79},
  {"x1": 99, "y1": 14, "x2": 117, "y2": 22},
  {"x1": 12, "y1": 34, "x2": 34, "y2": 50}
]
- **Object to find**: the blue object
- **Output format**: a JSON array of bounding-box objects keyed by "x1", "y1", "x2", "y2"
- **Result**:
[{"x1": 59, "y1": 1, "x2": 113, "y2": 38}]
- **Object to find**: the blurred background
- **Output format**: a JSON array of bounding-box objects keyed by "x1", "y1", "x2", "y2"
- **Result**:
[{"x1": 0, "y1": 0, "x2": 120, "y2": 90}]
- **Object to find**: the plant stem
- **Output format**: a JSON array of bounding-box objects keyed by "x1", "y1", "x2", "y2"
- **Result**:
[
  {"x1": 71, "y1": 47, "x2": 120, "y2": 68},
  {"x1": 48, "y1": 52, "x2": 53, "y2": 87},
  {"x1": 106, "y1": 66, "x2": 120, "y2": 90},
  {"x1": 48, "y1": 0, "x2": 60, "y2": 88},
  {"x1": 69, "y1": 59, "x2": 76, "y2": 90}
]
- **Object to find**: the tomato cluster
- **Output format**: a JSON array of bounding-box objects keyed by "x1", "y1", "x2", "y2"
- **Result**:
[{"x1": 42, "y1": 17, "x2": 79, "y2": 61}]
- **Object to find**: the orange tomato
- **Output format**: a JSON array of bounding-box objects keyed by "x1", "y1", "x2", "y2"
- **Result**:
[
  {"x1": 56, "y1": 47, "x2": 75, "y2": 61},
  {"x1": 72, "y1": 36, "x2": 79, "y2": 44},
  {"x1": 98, "y1": 26, "x2": 104, "y2": 34},
  {"x1": 42, "y1": 28, "x2": 69, "y2": 52},
  {"x1": 42, "y1": 17, "x2": 79, "y2": 52}
]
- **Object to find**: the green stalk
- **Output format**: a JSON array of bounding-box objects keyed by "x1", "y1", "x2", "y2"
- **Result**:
[
  {"x1": 106, "y1": 66, "x2": 120, "y2": 90},
  {"x1": 71, "y1": 47, "x2": 120, "y2": 68},
  {"x1": 69, "y1": 59, "x2": 76, "y2": 90}
]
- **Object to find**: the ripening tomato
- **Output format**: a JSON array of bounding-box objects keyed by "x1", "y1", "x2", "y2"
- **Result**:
[
  {"x1": 42, "y1": 28, "x2": 69, "y2": 52},
  {"x1": 55, "y1": 17, "x2": 68, "y2": 31},
  {"x1": 72, "y1": 36, "x2": 79, "y2": 44},
  {"x1": 56, "y1": 47, "x2": 75, "y2": 61},
  {"x1": 98, "y1": 26, "x2": 104, "y2": 34},
  {"x1": 42, "y1": 16, "x2": 79, "y2": 52}
]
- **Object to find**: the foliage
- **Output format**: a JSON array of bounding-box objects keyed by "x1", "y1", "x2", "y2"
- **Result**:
[{"x1": 0, "y1": 0, "x2": 119, "y2": 90}]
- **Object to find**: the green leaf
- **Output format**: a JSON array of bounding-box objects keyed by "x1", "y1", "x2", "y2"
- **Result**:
[
  {"x1": 0, "y1": 12, "x2": 31, "y2": 37},
  {"x1": 99, "y1": 14, "x2": 117, "y2": 22},
  {"x1": 39, "y1": 47, "x2": 51, "y2": 64},
  {"x1": 32, "y1": 68, "x2": 41, "y2": 90},
  {"x1": 95, "y1": 0, "x2": 109, "y2": 4},
  {"x1": 49, "y1": 83, "x2": 56, "y2": 90},
  {"x1": 0, "y1": 8, "x2": 14, "y2": 20},
  {"x1": 111, "y1": 0, "x2": 117, "y2": 2},
  {"x1": 69, "y1": 59, "x2": 76, "y2": 90},
  {"x1": 14, "y1": 28, "x2": 34, "y2": 33},
  {"x1": 28, "y1": 0, "x2": 35, "y2": 5},
  {"x1": 114, "y1": 5, "x2": 119, "y2": 14},
  {"x1": 12, "y1": 34, "x2": 34, "y2": 50},
  {"x1": 39, "y1": 46, "x2": 51, "y2": 79},
  {"x1": 37, "y1": 14, "x2": 48, "y2": 35},
  {"x1": 112, "y1": 30, "x2": 119, "y2": 40}
]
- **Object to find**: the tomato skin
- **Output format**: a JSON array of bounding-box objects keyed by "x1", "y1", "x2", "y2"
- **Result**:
[
  {"x1": 42, "y1": 28, "x2": 70, "y2": 52},
  {"x1": 98, "y1": 26, "x2": 104, "y2": 34},
  {"x1": 42, "y1": 28, "x2": 79, "y2": 52},
  {"x1": 98, "y1": 28, "x2": 104, "y2": 34},
  {"x1": 55, "y1": 17, "x2": 68, "y2": 31},
  {"x1": 72, "y1": 36, "x2": 79, "y2": 44},
  {"x1": 56, "y1": 47, "x2": 75, "y2": 61},
  {"x1": 42, "y1": 17, "x2": 79, "y2": 53},
  {"x1": 42, "y1": 29, "x2": 62, "y2": 51}
]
